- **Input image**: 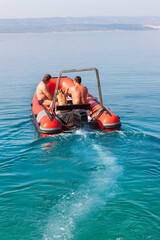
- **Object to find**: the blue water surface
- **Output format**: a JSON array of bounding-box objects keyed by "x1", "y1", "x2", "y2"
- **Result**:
[{"x1": 0, "y1": 30, "x2": 160, "y2": 240}]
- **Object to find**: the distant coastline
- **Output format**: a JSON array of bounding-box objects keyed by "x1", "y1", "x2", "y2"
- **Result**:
[
  {"x1": 0, "y1": 16, "x2": 160, "y2": 33},
  {"x1": 143, "y1": 24, "x2": 160, "y2": 29}
]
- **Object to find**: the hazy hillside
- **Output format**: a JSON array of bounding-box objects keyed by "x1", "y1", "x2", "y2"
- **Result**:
[{"x1": 0, "y1": 16, "x2": 160, "y2": 33}]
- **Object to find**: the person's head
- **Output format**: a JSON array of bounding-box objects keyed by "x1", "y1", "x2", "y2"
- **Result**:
[
  {"x1": 42, "y1": 74, "x2": 51, "y2": 83},
  {"x1": 74, "y1": 76, "x2": 81, "y2": 84},
  {"x1": 58, "y1": 89, "x2": 64, "y2": 94}
]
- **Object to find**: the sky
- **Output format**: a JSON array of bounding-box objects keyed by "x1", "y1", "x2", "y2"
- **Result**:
[{"x1": 0, "y1": 0, "x2": 160, "y2": 19}]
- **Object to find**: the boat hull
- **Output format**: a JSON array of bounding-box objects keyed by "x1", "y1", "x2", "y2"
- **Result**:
[{"x1": 31, "y1": 77, "x2": 121, "y2": 135}]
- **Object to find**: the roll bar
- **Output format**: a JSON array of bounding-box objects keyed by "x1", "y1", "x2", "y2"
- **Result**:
[{"x1": 50, "y1": 67, "x2": 104, "y2": 114}]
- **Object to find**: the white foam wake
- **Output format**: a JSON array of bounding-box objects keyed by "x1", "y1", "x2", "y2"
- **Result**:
[{"x1": 43, "y1": 142, "x2": 123, "y2": 240}]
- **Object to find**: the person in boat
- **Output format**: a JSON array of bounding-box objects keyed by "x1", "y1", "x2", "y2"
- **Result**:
[
  {"x1": 68, "y1": 76, "x2": 88, "y2": 104},
  {"x1": 36, "y1": 74, "x2": 53, "y2": 108},
  {"x1": 55, "y1": 89, "x2": 69, "y2": 113},
  {"x1": 55, "y1": 88, "x2": 74, "y2": 125},
  {"x1": 69, "y1": 76, "x2": 91, "y2": 121},
  {"x1": 55, "y1": 76, "x2": 88, "y2": 125}
]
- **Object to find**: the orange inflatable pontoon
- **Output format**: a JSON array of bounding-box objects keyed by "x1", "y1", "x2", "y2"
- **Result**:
[{"x1": 31, "y1": 68, "x2": 121, "y2": 135}]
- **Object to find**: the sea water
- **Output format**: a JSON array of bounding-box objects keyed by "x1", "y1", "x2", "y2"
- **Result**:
[{"x1": 0, "y1": 30, "x2": 160, "y2": 240}]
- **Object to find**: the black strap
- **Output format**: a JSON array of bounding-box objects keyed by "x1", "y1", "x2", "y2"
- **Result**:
[{"x1": 42, "y1": 104, "x2": 53, "y2": 121}]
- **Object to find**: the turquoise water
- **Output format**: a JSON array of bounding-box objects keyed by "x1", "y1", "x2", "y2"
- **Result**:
[{"x1": 0, "y1": 30, "x2": 160, "y2": 240}]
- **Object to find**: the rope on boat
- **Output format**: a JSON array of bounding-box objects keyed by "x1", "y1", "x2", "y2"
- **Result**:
[
  {"x1": 92, "y1": 107, "x2": 105, "y2": 121},
  {"x1": 88, "y1": 93, "x2": 112, "y2": 121}
]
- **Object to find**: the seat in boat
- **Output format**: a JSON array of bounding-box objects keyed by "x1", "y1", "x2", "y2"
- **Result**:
[{"x1": 56, "y1": 103, "x2": 90, "y2": 111}]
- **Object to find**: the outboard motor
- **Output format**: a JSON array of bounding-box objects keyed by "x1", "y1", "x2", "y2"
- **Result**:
[{"x1": 73, "y1": 110, "x2": 88, "y2": 128}]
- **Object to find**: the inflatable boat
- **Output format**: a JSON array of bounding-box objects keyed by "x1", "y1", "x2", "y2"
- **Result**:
[{"x1": 31, "y1": 68, "x2": 121, "y2": 135}]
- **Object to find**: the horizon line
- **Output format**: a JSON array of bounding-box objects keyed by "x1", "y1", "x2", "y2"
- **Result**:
[{"x1": 0, "y1": 15, "x2": 160, "y2": 20}]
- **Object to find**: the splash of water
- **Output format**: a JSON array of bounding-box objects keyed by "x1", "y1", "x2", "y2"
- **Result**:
[{"x1": 43, "y1": 140, "x2": 123, "y2": 240}]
